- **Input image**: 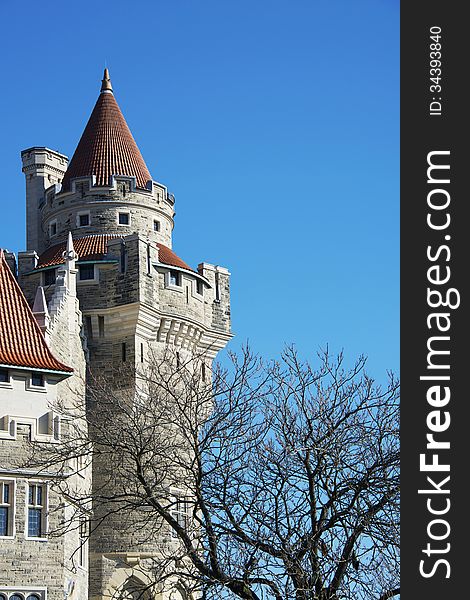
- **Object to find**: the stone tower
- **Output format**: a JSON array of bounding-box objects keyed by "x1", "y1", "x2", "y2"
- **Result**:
[{"x1": 18, "y1": 69, "x2": 232, "y2": 599}]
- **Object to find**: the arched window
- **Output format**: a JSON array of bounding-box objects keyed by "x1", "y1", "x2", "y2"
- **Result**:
[
  {"x1": 10, "y1": 595, "x2": 24, "y2": 600},
  {"x1": 27, "y1": 595, "x2": 41, "y2": 600}
]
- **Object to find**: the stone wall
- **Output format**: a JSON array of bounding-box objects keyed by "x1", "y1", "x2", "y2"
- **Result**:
[{"x1": 38, "y1": 177, "x2": 174, "y2": 252}]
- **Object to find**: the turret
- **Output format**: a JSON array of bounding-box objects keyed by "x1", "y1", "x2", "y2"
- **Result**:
[{"x1": 21, "y1": 147, "x2": 68, "y2": 253}]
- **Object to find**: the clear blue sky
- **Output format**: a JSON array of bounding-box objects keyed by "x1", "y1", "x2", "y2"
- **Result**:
[{"x1": 0, "y1": 0, "x2": 399, "y2": 378}]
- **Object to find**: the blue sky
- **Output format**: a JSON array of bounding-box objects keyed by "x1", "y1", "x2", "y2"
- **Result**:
[{"x1": 0, "y1": 0, "x2": 399, "y2": 378}]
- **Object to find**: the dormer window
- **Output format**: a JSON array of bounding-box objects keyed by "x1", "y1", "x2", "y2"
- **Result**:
[{"x1": 118, "y1": 212, "x2": 130, "y2": 226}]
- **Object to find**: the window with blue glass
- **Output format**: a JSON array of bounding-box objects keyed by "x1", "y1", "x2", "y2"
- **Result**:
[
  {"x1": 27, "y1": 483, "x2": 46, "y2": 538},
  {"x1": 31, "y1": 373, "x2": 44, "y2": 387},
  {"x1": 0, "y1": 480, "x2": 13, "y2": 536}
]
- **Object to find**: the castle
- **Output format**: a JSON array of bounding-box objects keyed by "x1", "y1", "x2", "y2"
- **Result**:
[{"x1": 0, "y1": 69, "x2": 232, "y2": 600}]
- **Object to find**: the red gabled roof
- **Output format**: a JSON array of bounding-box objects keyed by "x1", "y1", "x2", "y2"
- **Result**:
[
  {"x1": 36, "y1": 234, "x2": 195, "y2": 273},
  {"x1": 61, "y1": 69, "x2": 151, "y2": 192},
  {"x1": 0, "y1": 251, "x2": 73, "y2": 373}
]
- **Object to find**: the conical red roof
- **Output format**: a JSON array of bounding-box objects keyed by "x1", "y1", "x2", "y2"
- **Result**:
[
  {"x1": 61, "y1": 70, "x2": 152, "y2": 192},
  {"x1": 0, "y1": 251, "x2": 72, "y2": 373}
]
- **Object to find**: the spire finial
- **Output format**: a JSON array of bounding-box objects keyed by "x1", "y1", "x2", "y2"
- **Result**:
[{"x1": 101, "y1": 68, "x2": 113, "y2": 93}]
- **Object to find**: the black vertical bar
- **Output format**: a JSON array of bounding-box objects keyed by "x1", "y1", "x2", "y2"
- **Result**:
[{"x1": 401, "y1": 3, "x2": 466, "y2": 598}]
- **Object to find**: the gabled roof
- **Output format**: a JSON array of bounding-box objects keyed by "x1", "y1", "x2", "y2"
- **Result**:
[
  {"x1": 36, "y1": 234, "x2": 195, "y2": 273},
  {"x1": 0, "y1": 251, "x2": 73, "y2": 373},
  {"x1": 60, "y1": 69, "x2": 152, "y2": 192}
]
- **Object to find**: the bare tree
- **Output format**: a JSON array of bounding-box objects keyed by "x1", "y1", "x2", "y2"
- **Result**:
[{"x1": 30, "y1": 346, "x2": 399, "y2": 600}]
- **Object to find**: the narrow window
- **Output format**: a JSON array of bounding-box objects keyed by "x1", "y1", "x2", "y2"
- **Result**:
[
  {"x1": 140, "y1": 343, "x2": 144, "y2": 363},
  {"x1": 78, "y1": 518, "x2": 87, "y2": 567},
  {"x1": 146, "y1": 243, "x2": 151, "y2": 275},
  {"x1": 215, "y1": 272, "x2": 221, "y2": 301},
  {"x1": 120, "y1": 243, "x2": 127, "y2": 274},
  {"x1": 79, "y1": 264, "x2": 95, "y2": 281},
  {"x1": 118, "y1": 212, "x2": 130, "y2": 225},
  {"x1": 31, "y1": 373, "x2": 45, "y2": 387},
  {"x1": 0, "y1": 369, "x2": 8, "y2": 383},
  {"x1": 153, "y1": 220, "x2": 160, "y2": 232},
  {"x1": 85, "y1": 316, "x2": 93, "y2": 339},
  {"x1": 0, "y1": 480, "x2": 13, "y2": 537},
  {"x1": 196, "y1": 280, "x2": 204, "y2": 296},
  {"x1": 49, "y1": 221, "x2": 57, "y2": 237},
  {"x1": 28, "y1": 483, "x2": 46, "y2": 538},
  {"x1": 186, "y1": 286, "x2": 189, "y2": 303},
  {"x1": 122, "y1": 342, "x2": 127, "y2": 362},
  {"x1": 44, "y1": 268, "x2": 57, "y2": 286},
  {"x1": 98, "y1": 316, "x2": 105, "y2": 338},
  {"x1": 170, "y1": 495, "x2": 189, "y2": 537},
  {"x1": 176, "y1": 351, "x2": 180, "y2": 369},
  {"x1": 201, "y1": 363, "x2": 206, "y2": 382}
]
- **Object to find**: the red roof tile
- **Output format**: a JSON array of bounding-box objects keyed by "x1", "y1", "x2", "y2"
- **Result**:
[
  {"x1": 157, "y1": 244, "x2": 194, "y2": 272},
  {"x1": 0, "y1": 251, "x2": 73, "y2": 373},
  {"x1": 38, "y1": 234, "x2": 122, "y2": 268},
  {"x1": 61, "y1": 70, "x2": 151, "y2": 192},
  {"x1": 36, "y1": 234, "x2": 195, "y2": 273}
]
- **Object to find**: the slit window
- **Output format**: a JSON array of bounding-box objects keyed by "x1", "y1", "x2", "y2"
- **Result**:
[
  {"x1": 146, "y1": 244, "x2": 151, "y2": 275},
  {"x1": 98, "y1": 316, "x2": 105, "y2": 338},
  {"x1": 120, "y1": 243, "x2": 127, "y2": 274},
  {"x1": 122, "y1": 342, "x2": 127, "y2": 362},
  {"x1": 85, "y1": 316, "x2": 93, "y2": 338}
]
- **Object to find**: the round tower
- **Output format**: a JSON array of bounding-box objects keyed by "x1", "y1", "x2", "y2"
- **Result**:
[{"x1": 20, "y1": 70, "x2": 232, "y2": 600}]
